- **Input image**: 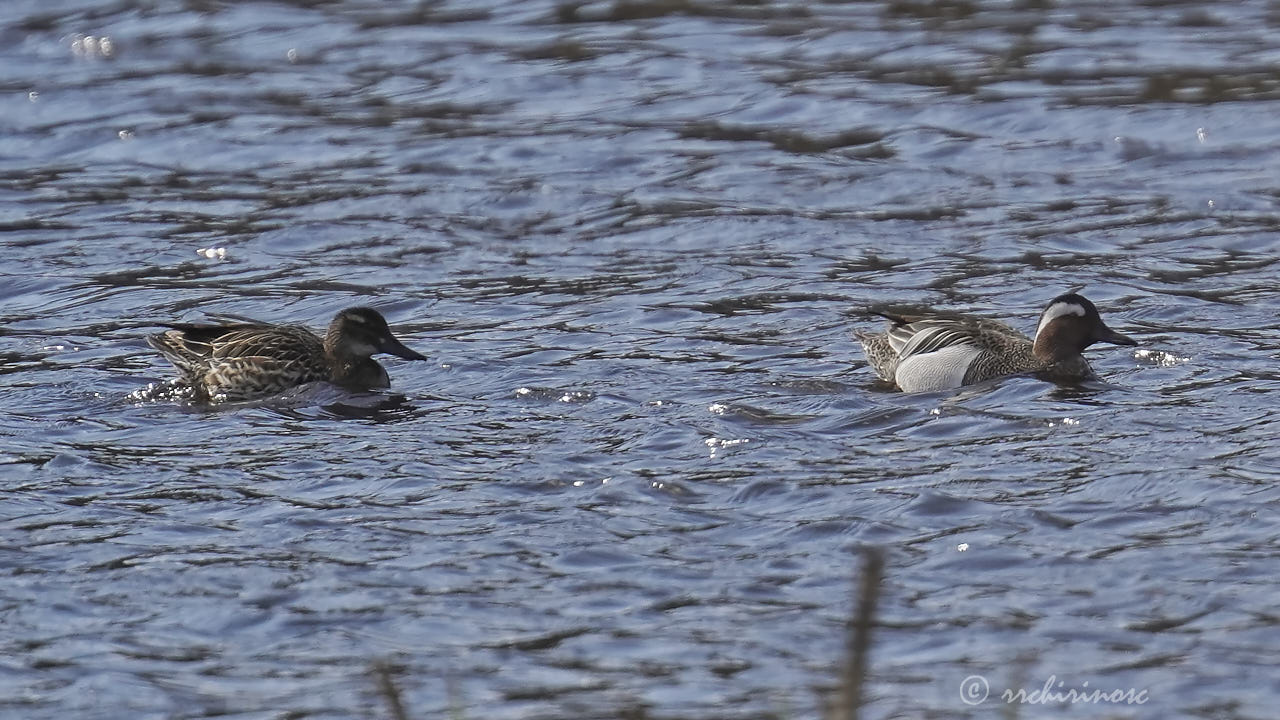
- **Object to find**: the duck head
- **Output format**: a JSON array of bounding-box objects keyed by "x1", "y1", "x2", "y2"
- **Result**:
[
  {"x1": 326, "y1": 307, "x2": 427, "y2": 361},
  {"x1": 1032, "y1": 293, "x2": 1136, "y2": 361}
]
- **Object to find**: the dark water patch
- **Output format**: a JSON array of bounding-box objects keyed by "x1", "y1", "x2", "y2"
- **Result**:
[
  {"x1": 552, "y1": 0, "x2": 813, "y2": 25},
  {"x1": 677, "y1": 121, "x2": 889, "y2": 155}
]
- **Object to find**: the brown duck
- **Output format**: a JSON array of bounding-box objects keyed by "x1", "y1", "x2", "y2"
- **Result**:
[{"x1": 148, "y1": 306, "x2": 427, "y2": 402}]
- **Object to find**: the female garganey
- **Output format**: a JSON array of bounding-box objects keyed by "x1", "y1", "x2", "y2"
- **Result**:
[{"x1": 148, "y1": 306, "x2": 426, "y2": 402}]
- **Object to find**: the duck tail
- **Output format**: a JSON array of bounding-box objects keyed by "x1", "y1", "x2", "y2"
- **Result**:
[{"x1": 146, "y1": 331, "x2": 205, "y2": 375}]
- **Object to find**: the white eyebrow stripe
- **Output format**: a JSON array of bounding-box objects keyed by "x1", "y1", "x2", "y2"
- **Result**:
[{"x1": 1036, "y1": 301, "x2": 1086, "y2": 336}]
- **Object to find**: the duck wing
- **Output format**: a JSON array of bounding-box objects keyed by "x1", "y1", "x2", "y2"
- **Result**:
[
  {"x1": 151, "y1": 323, "x2": 322, "y2": 360},
  {"x1": 208, "y1": 326, "x2": 322, "y2": 361},
  {"x1": 871, "y1": 312, "x2": 1031, "y2": 392},
  {"x1": 146, "y1": 324, "x2": 243, "y2": 373},
  {"x1": 876, "y1": 312, "x2": 1027, "y2": 358}
]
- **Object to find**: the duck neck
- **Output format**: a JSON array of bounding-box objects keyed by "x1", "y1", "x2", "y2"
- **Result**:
[
  {"x1": 325, "y1": 340, "x2": 384, "y2": 386},
  {"x1": 331, "y1": 356, "x2": 390, "y2": 390},
  {"x1": 1032, "y1": 337, "x2": 1054, "y2": 362},
  {"x1": 327, "y1": 344, "x2": 366, "y2": 374},
  {"x1": 1032, "y1": 329, "x2": 1077, "y2": 363},
  {"x1": 323, "y1": 322, "x2": 346, "y2": 359},
  {"x1": 322, "y1": 317, "x2": 391, "y2": 390}
]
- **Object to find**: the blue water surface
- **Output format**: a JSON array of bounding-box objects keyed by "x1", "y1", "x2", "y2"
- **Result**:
[{"x1": 2, "y1": 1, "x2": 1278, "y2": 718}]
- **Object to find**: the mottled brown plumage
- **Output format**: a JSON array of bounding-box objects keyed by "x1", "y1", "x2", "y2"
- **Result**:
[{"x1": 148, "y1": 307, "x2": 426, "y2": 402}]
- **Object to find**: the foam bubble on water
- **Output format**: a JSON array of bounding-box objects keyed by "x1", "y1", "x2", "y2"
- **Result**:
[
  {"x1": 1134, "y1": 349, "x2": 1189, "y2": 367},
  {"x1": 558, "y1": 390, "x2": 594, "y2": 403},
  {"x1": 70, "y1": 34, "x2": 114, "y2": 59},
  {"x1": 705, "y1": 437, "x2": 749, "y2": 459},
  {"x1": 127, "y1": 379, "x2": 196, "y2": 404}
]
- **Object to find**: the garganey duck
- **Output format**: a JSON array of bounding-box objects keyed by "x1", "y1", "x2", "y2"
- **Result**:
[
  {"x1": 148, "y1": 306, "x2": 427, "y2": 402},
  {"x1": 855, "y1": 293, "x2": 1136, "y2": 393}
]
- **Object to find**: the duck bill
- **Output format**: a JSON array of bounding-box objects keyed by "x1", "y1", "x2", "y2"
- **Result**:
[
  {"x1": 381, "y1": 336, "x2": 428, "y2": 360},
  {"x1": 1093, "y1": 323, "x2": 1136, "y2": 346}
]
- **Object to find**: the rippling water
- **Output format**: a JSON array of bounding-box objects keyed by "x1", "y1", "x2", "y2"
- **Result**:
[{"x1": 3, "y1": 1, "x2": 1279, "y2": 718}]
